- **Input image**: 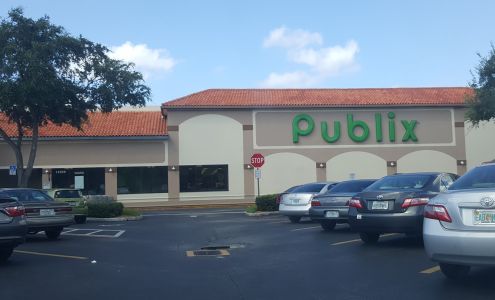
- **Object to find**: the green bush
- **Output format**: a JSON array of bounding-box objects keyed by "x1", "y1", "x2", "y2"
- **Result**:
[
  {"x1": 255, "y1": 194, "x2": 278, "y2": 211},
  {"x1": 246, "y1": 204, "x2": 257, "y2": 213},
  {"x1": 87, "y1": 202, "x2": 124, "y2": 218}
]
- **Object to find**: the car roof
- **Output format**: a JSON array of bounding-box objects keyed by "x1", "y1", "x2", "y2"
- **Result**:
[{"x1": 391, "y1": 172, "x2": 443, "y2": 176}]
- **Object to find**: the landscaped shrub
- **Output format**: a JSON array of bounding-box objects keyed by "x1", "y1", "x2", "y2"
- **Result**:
[
  {"x1": 255, "y1": 194, "x2": 278, "y2": 211},
  {"x1": 87, "y1": 202, "x2": 124, "y2": 218}
]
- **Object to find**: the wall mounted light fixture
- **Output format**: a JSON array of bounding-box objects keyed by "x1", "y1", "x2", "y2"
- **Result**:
[
  {"x1": 457, "y1": 160, "x2": 467, "y2": 166},
  {"x1": 168, "y1": 165, "x2": 178, "y2": 171},
  {"x1": 244, "y1": 164, "x2": 253, "y2": 170},
  {"x1": 387, "y1": 161, "x2": 397, "y2": 167}
]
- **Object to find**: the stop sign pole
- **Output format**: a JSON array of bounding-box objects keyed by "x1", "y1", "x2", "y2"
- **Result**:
[{"x1": 251, "y1": 153, "x2": 265, "y2": 198}]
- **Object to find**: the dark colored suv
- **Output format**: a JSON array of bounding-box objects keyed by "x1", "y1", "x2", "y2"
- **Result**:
[
  {"x1": 0, "y1": 197, "x2": 27, "y2": 263},
  {"x1": 348, "y1": 172, "x2": 458, "y2": 244}
]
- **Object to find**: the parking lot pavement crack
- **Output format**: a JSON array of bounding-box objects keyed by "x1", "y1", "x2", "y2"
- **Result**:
[{"x1": 226, "y1": 271, "x2": 246, "y2": 300}]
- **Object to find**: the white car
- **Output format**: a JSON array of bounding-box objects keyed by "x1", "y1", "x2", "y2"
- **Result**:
[
  {"x1": 278, "y1": 182, "x2": 337, "y2": 223},
  {"x1": 424, "y1": 163, "x2": 495, "y2": 279}
]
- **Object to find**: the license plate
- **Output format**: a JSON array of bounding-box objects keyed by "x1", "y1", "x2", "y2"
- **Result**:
[
  {"x1": 372, "y1": 201, "x2": 389, "y2": 210},
  {"x1": 474, "y1": 210, "x2": 495, "y2": 225},
  {"x1": 292, "y1": 198, "x2": 300, "y2": 204},
  {"x1": 40, "y1": 209, "x2": 55, "y2": 216},
  {"x1": 325, "y1": 211, "x2": 339, "y2": 218}
]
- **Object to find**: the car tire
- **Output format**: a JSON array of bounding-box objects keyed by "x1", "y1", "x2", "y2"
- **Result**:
[
  {"x1": 74, "y1": 215, "x2": 87, "y2": 224},
  {"x1": 0, "y1": 247, "x2": 13, "y2": 263},
  {"x1": 359, "y1": 232, "x2": 380, "y2": 244},
  {"x1": 439, "y1": 263, "x2": 470, "y2": 280},
  {"x1": 320, "y1": 220, "x2": 337, "y2": 231},
  {"x1": 289, "y1": 216, "x2": 301, "y2": 223},
  {"x1": 45, "y1": 227, "x2": 63, "y2": 240}
]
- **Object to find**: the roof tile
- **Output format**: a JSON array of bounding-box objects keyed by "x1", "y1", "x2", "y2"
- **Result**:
[
  {"x1": 162, "y1": 87, "x2": 473, "y2": 108},
  {"x1": 0, "y1": 111, "x2": 167, "y2": 138}
]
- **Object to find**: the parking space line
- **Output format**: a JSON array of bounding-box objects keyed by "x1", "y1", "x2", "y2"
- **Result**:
[
  {"x1": 268, "y1": 221, "x2": 288, "y2": 224},
  {"x1": 87, "y1": 230, "x2": 103, "y2": 235},
  {"x1": 290, "y1": 226, "x2": 321, "y2": 232},
  {"x1": 14, "y1": 250, "x2": 88, "y2": 260},
  {"x1": 420, "y1": 265, "x2": 440, "y2": 274},
  {"x1": 62, "y1": 229, "x2": 79, "y2": 234},
  {"x1": 331, "y1": 233, "x2": 398, "y2": 246}
]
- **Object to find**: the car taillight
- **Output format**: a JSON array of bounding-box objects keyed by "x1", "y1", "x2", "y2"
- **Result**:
[
  {"x1": 311, "y1": 200, "x2": 321, "y2": 207},
  {"x1": 424, "y1": 204, "x2": 452, "y2": 223},
  {"x1": 4, "y1": 206, "x2": 25, "y2": 217},
  {"x1": 349, "y1": 197, "x2": 363, "y2": 209},
  {"x1": 401, "y1": 197, "x2": 430, "y2": 208}
]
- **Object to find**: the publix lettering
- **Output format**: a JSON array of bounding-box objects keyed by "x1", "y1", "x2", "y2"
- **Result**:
[{"x1": 292, "y1": 112, "x2": 418, "y2": 144}]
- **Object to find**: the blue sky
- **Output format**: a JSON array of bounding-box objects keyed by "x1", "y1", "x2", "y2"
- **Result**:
[{"x1": 1, "y1": 1, "x2": 494, "y2": 105}]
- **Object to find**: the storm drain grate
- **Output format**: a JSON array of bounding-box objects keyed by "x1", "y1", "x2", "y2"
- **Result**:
[{"x1": 186, "y1": 249, "x2": 230, "y2": 257}]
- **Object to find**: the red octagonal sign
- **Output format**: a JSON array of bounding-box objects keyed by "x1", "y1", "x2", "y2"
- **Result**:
[{"x1": 251, "y1": 153, "x2": 265, "y2": 168}]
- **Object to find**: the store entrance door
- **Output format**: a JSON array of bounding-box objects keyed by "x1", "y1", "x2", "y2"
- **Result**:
[{"x1": 52, "y1": 168, "x2": 105, "y2": 195}]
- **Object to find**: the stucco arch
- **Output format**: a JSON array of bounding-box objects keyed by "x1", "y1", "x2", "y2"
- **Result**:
[
  {"x1": 327, "y1": 151, "x2": 387, "y2": 181},
  {"x1": 259, "y1": 152, "x2": 316, "y2": 195},
  {"x1": 398, "y1": 150, "x2": 457, "y2": 174},
  {"x1": 179, "y1": 114, "x2": 244, "y2": 198}
]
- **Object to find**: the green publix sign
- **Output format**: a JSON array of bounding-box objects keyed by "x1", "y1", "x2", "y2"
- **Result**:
[{"x1": 292, "y1": 112, "x2": 418, "y2": 144}]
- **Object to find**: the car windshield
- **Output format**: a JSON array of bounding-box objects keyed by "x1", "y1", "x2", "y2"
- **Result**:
[
  {"x1": 329, "y1": 180, "x2": 375, "y2": 193},
  {"x1": 0, "y1": 190, "x2": 54, "y2": 203},
  {"x1": 365, "y1": 175, "x2": 431, "y2": 191},
  {"x1": 449, "y1": 165, "x2": 495, "y2": 190},
  {"x1": 291, "y1": 184, "x2": 326, "y2": 193},
  {"x1": 55, "y1": 190, "x2": 82, "y2": 198}
]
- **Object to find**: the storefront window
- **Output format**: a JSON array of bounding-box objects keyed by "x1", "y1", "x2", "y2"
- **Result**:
[
  {"x1": 0, "y1": 168, "x2": 42, "y2": 189},
  {"x1": 52, "y1": 168, "x2": 105, "y2": 195},
  {"x1": 180, "y1": 165, "x2": 228, "y2": 192},
  {"x1": 117, "y1": 166, "x2": 168, "y2": 194}
]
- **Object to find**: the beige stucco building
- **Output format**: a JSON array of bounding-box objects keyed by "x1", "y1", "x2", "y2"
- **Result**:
[{"x1": 1, "y1": 87, "x2": 494, "y2": 207}]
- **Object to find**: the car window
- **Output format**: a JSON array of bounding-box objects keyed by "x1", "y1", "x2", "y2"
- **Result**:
[
  {"x1": 449, "y1": 165, "x2": 495, "y2": 190},
  {"x1": 365, "y1": 175, "x2": 432, "y2": 191},
  {"x1": 439, "y1": 175, "x2": 454, "y2": 192},
  {"x1": 1, "y1": 190, "x2": 53, "y2": 203},
  {"x1": 329, "y1": 180, "x2": 375, "y2": 193},
  {"x1": 54, "y1": 190, "x2": 82, "y2": 198},
  {"x1": 283, "y1": 185, "x2": 300, "y2": 193},
  {"x1": 291, "y1": 184, "x2": 326, "y2": 193}
]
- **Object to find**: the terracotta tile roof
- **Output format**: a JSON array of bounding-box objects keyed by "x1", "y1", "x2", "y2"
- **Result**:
[
  {"x1": 0, "y1": 111, "x2": 167, "y2": 138},
  {"x1": 162, "y1": 87, "x2": 473, "y2": 109}
]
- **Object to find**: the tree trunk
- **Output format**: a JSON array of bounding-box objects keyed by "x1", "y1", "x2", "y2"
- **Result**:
[
  {"x1": 21, "y1": 122, "x2": 39, "y2": 187},
  {"x1": 0, "y1": 126, "x2": 24, "y2": 187}
]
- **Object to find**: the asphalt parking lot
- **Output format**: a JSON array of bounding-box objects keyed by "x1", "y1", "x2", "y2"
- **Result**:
[{"x1": 1, "y1": 209, "x2": 494, "y2": 300}]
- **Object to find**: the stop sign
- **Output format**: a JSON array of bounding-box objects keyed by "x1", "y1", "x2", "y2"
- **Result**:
[{"x1": 250, "y1": 153, "x2": 265, "y2": 168}]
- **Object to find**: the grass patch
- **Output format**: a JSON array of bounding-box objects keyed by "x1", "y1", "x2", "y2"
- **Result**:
[
  {"x1": 121, "y1": 207, "x2": 142, "y2": 217},
  {"x1": 245, "y1": 205, "x2": 257, "y2": 213}
]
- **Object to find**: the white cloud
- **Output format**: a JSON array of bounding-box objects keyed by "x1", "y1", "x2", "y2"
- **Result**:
[
  {"x1": 263, "y1": 26, "x2": 323, "y2": 49},
  {"x1": 109, "y1": 42, "x2": 177, "y2": 77},
  {"x1": 262, "y1": 27, "x2": 359, "y2": 87},
  {"x1": 262, "y1": 71, "x2": 315, "y2": 87}
]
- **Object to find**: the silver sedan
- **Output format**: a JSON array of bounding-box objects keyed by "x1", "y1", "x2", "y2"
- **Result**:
[
  {"x1": 278, "y1": 182, "x2": 337, "y2": 223},
  {"x1": 424, "y1": 163, "x2": 495, "y2": 279}
]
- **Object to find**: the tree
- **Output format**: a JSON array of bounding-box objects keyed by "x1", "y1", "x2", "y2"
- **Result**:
[
  {"x1": 0, "y1": 8, "x2": 151, "y2": 187},
  {"x1": 466, "y1": 45, "x2": 495, "y2": 126}
]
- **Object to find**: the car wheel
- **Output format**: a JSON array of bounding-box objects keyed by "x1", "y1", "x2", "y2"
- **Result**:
[
  {"x1": 289, "y1": 216, "x2": 301, "y2": 223},
  {"x1": 45, "y1": 227, "x2": 63, "y2": 240},
  {"x1": 0, "y1": 247, "x2": 13, "y2": 263},
  {"x1": 359, "y1": 232, "x2": 380, "y2": 244},
  {"x1": 74, "y1": 215, "x2": 87, "y2": 224},
  {"x1": 439, "y1": 263, "x2": 470, "y2": 280},
  {"x1": 320, "y1": 220, "x2": 337, "y2": 231}
]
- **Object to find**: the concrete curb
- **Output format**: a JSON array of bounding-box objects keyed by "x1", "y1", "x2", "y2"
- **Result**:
[
  {"x1": 244, "y1": 211, "x2": 279, "y2": 217},
  {"x1": 87, "y1": 215, "x2": 144, "y2": 222}
]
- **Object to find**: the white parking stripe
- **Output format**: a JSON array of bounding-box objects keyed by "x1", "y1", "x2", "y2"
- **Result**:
[{"x1": 290, "y1": 226, "x2": 321, "y2": 232}]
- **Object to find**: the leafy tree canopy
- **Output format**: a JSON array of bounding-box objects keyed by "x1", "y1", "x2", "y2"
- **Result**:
[
  {"x1": 0, "y1": 8, "x2": 151, "y2": 186},
  {"x1": 466, "y1": 45, "x2": 495, "y2": 126}
]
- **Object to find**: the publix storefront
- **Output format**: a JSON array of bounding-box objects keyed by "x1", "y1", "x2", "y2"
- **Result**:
[
  {"x1": 161, "y1": 87, "x2": 490, "y2": 206},
  {"x1": 1, "y1": 87, "x2": 493, "y2": 207}
]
